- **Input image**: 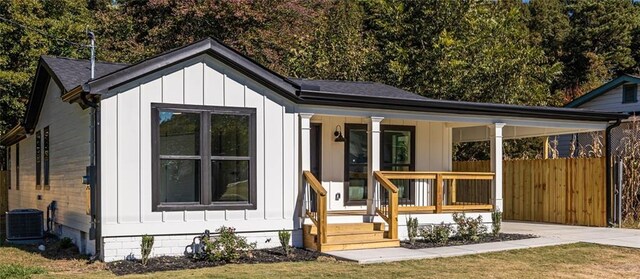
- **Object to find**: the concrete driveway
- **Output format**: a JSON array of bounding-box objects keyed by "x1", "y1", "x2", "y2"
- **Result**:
[
  {"x1": 325, "y1": 221, "x2": 640, "y2": 264},
  {"x1": 503, "y1": 221, "x2": 640, "y2": 249}
]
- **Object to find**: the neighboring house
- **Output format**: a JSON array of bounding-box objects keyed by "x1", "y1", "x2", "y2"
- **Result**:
[
  {"x1": 558, "y1": 74, "x2": 640, "y2": 157},
  {"x1": 0, "y1": 38, "x2": 626, "y2": 261}
]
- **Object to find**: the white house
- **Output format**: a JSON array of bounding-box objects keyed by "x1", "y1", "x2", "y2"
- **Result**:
[{"x1": 1, "y1": 38, "x2": 627, "y2": 261}]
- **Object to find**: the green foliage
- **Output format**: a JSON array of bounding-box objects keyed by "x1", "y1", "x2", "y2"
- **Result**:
[
  {"x1": 59, "y1": 237, "x2": 73, "y2": 250},
  {"x1": 492, "y1": 210, "x2": 503, "y2": 236},
  {"x1": 0, "y1": 264, "x2": 45, "y2": 279},
  {"x1": 202, "y1": 226, "x2": 256, "y2": 263},
  {"x1": 140, "y1": 235, "x2": 154, "y2": 266},
  {"x1": 406, "y1": 216, "x2": 418, "y2": 245},
  {"x1": 420, "y1": 222, "x2": 452, "y2": 245},
  {"x1": 452, "y1": 213, "x2": 488, "y2": 242},
  {"x1": 278, "y1": 229, "x2": 291, "y2": 256}
]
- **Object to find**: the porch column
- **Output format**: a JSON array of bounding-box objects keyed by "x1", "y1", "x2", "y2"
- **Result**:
[
  {"x1": 367, "y1": 116, "x2": 384, "y2": 217},
  {"x1": 300, "y1": 113, "x2": 314, "y2": 171},
  {"x1": 490, "y1": 123, "x2": 505, "y2": 212}
]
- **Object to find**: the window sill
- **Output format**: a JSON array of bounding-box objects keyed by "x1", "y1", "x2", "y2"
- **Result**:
[{"x1": 154, "y1": 203, "x2": 257, "y2": 212}]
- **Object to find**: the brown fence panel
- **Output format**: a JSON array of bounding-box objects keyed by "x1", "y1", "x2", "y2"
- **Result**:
[{"x1": 454, "y1": 158, "x2": 606, "y2": 227}]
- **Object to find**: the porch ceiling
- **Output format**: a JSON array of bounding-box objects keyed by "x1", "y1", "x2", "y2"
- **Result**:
[{"x1": 452, "y1": 125, "x2": 604, "y2": 143}]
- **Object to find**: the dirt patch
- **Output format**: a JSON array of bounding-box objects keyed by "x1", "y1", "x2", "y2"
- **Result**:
[
  {"x1": 401, "y1": 233, "x2": 537, "y2": 249},
  {"x1": 107, "y1": 247, "x2": 327, "y2": 276}
]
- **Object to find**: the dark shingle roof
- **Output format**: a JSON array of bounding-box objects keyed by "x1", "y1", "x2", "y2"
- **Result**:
[
  {"x1": 41, "y1": 55, "x2": 129, "y2": 92},
  {"x1": 289, "y1": 78, "x2": 430, "y2": 101}
]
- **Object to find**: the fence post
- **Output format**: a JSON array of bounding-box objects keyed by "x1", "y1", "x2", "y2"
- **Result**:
[{"x1": 615, "y1": 158, "x2": 623, "y2": 227}]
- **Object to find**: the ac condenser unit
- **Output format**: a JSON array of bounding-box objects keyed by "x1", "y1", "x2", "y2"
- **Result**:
[{"x1": 6, "y1": 209, "x2": 44, "y2": 240}]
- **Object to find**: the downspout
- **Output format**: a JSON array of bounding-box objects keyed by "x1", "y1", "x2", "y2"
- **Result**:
[{"x1": 605, "y1": 119, "x2": 621, "y2": 226}]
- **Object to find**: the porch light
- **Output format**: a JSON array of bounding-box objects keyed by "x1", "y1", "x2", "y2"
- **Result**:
[{"x1": 334, "y1": 125, "x2": 345, "y2": 142}]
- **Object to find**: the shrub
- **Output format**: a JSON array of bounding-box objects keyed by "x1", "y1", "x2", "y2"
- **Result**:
[
  {"x1": 491, "y1": 210, "x2": 502, "y2": 236},
  {"x1": 140, "y1": 235, "x2": 154, "y2": 266},
  {"x1": 420, "y1": 222, "x2": 452, "y2": 244},
  {"x1": 452, "y1": 212, "x2": 487, "y2": 242},
  {"x1": 278, "y1": 229, "x2": 291, "y2": 256},
  {"x1": 59, "y1": 237, "x2": 74, "y2": 249},
  {"x1": 202, "y1": 226, "x2": 257, "y2": 262},
  {"x1": 406, "y1": 217, "x2": 419, "y2": 245}
]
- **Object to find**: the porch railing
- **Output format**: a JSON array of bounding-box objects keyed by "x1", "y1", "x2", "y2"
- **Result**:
[
  {"x1": 373, "y1": 172, "x2": 398, "y2": 239},
  {"x1": 302, "y1": 171, "x2": 327, "y2": 248},
  {"x1": 373, "y1": 171, "x2": 494, "y2": 217}
]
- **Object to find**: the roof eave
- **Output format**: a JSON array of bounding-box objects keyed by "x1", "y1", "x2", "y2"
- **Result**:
[
  {"x1": 0, "y1": 125, "x2": 27, "y2": 146},
  {"x1": 565, "y1": 75, "x2": 640, "y2": 108}
]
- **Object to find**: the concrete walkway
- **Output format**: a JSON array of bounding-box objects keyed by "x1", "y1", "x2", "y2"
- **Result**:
[{"x1": 325, "y1": 222, "x2": 640, "y2": 264}]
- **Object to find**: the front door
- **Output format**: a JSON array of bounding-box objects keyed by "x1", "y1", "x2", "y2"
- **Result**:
[
  {"x1": 344, "y1": 124, "x2": 368, "y2": 206},
  {"x1": 381, "y1": 125, "x2": 415, "y2": 204}
]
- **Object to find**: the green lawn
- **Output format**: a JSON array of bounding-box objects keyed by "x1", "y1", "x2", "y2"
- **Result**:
[{"x1": 1, "y1": 243, "x2": 639, "y2": 278}]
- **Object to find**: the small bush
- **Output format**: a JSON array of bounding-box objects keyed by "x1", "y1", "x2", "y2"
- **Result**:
[
  {"x1": 59, "y1": 237, "x2": 74, "y2": 249},
  {"x1": 406, "y1": 216, "x2": 419, "y2": 245},
  {"x1": 0, "y1": 264, "x2": 46, "y2": 279},
  {"x1": 278, "y1": 229, "x2": 291, "y2": 256},
  {"x1": 452, "y1": 212, "x2": 487, "y2": 242},
  {"x1": 420, "y1": 222, "x2": 452, "y2": 244},
  {"x1": 140, "y1": 235, "x2": 154, "y2": 266},
  {"x1": 202, "y1": 226, "x2": 257, "y2": 262},
  {"x1": 491, "y1": 210, "x2": 503, "y2": 236}
]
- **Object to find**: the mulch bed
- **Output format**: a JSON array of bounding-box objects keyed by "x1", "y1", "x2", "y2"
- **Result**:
[
  {"x1": 107, "y1": 247, "x2": 328, "y2": 276},
  {"x1": 401, "y1": 233, "x2": 538, "y2": 249}
]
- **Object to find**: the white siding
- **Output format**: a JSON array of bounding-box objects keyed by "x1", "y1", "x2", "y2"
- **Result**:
[
  {"x1": 578, "y1": 83, "x2": 640, "y2": 112},
  {"x1": 7, "y1": 79, "x2": 92, "y2": 252},
  {"x1": 312, "y1": 116, "x2": 452, "y2": 211},
  {"x1": 100, "y1": 55, "x2": 298, "y2": 237}
]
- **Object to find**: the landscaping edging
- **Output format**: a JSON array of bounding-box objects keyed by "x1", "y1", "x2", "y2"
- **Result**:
[{"x1": 400, "y1": 233, "x2": 538, "y2": 249}]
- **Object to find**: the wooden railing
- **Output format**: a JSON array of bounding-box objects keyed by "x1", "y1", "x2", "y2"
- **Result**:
[
  {"x1": 374, "y1": 171, "x2": 494, "y2": 215},
  {"x1": 373, "y1": 172, "x2": 398, "y2": 239},
  {"x1": 303, "y1": 171, "x2": 327, "y2": 247}
]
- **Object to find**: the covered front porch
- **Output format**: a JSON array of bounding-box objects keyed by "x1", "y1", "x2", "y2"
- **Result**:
[{"x1": 298, "y1": 109, "x2": 609, "y2": 252}]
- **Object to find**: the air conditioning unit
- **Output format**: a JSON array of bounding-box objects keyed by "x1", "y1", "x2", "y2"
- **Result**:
[{"x1": 6, "y1": 209, "x2": 44, "y2": 241}]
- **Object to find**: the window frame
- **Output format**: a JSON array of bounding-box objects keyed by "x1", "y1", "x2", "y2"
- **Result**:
[
  {"x1": 380, "y1": 125, "x2": 416, "y2": 205},
  {"x1": 623, "y1": 84, "x2": 638, "y2": 104},
  {"x1": 35, "y1": 130, "x2": 41, "y2": 190},
  {"x1": 151, "y1": 103, "x2": 257, "y2": 212},
  {"x1": 44, "y1": 126, "x2": 50, "y2": 190},
  {"x1": 6, "y1": 145, "x2": 10, "y2": 190},
  {"x1": 15, "y1": 143, "x2": 19, "y2": 190},
  {"x1": 343, "y1": 123, "x2": 369, "y2": 206}
]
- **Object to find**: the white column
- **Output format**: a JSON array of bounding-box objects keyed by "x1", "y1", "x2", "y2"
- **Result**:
[
  {"x1": 367, "y1": 117, "x2": 384, "y2": 217},
  {"x1": 300, "y1": 113, "x2": 314, "y2": 171},
  {"x1": 490, "y1": 123, "x2": 505, "y2": 212}
]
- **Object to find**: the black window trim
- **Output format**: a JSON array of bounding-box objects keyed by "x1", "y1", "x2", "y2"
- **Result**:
[
  {"x1": 35, "y1": 130, "x2": 41, "y2": 190},
  {"x1": 15, "y1": 143, "x2": 19, "y2": 190},
  {"x1": 151, "y1": 103, "x2": 257, "y2": 212},
  {"x1": 622, "y1": 84, "x2": 638, "y2": 104},
  {"x1": 6, "y1": 144, "x2": 10, "y2": 190},
  {"x1": 380, "y1": 125, "x2": 416, "y2": 205},
  {"x1": 44, "y1": 126, "x2": 50, "y2": 190}
]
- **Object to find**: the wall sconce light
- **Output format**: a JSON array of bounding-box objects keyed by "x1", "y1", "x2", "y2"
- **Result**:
[{"x1": 334, "y1": 125, "x2": 345, "y2": 142}]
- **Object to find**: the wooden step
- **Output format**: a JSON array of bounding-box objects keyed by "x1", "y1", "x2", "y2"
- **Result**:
[
  {"x1": 304, "y1": 222, "x2": 384, "y2": 234},
  {"x1": 318, "y1": 239, "x2": 400, "y2": 252},
  {"x1": 317, "y1": 230, "x2": 386, "y2": 243}
]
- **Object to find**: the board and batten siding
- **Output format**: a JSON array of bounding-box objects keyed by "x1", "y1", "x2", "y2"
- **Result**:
[
  {"x1": 578, "y1": 83, "x2": 640, "y2": 112},
  {"x1": 100, "y1": 55, "x2": 299, "y2": 237},
  {"x1": 8, "y1": 78, "x2": 92, "y2": 251},
  {"x1": 311, "y1": 116, "x2": 452, "y2": 211}
]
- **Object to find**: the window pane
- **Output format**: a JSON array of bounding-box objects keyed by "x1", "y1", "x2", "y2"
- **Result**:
[
  {"x1": 160, "y1": 159, "x2": 200, "y2": 203},
  {"x1": 382, "y1": 130, "x2": 411, "y2": 165},
  {"x1": 348, "y1": 164, "x2": 367, "y2": 201},
  {"x1": 211, "y1": 114, "x2": 249, "y2": 157},
  {"x1": 212, "y1": 160, "x2": 249, "y2": 202},
  {"x1": 347, "y1": 127, "x2": 367, "y2": 202},
  {"x1": 159, "y1": 111, "x2": 200, "y2": 155}
]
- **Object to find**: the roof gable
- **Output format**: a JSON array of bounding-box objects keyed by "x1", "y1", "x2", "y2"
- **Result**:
[{"x1": 565, "y1": 74, "x2": 640, "y2": 108}]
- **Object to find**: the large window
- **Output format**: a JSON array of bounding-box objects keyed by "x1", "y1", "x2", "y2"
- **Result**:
[
  {"x1": 43, "y1": 126, "x2": 50, "y2": 190},
  {"x1": 152, "y1": 103, "x2": 256, "y2": 211},
  {"x1": 6, "y1": 146, "x2": 10, "y2": 190},
  {"x1": 15, "y1": 143, "x2": 19, "y2": 190},
  {"x1": 381, "y1": 125, "x2": 415, "y2": 204}
]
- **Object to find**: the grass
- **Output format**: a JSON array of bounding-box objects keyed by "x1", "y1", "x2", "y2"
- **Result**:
[{"x1": 0, "y1": 243, "x2": 639, "y2": 278}]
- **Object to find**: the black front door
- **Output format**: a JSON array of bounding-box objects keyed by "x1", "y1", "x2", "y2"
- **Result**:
[{"x1": 344, "y1": 124, "x2": 368, "y2": 205}]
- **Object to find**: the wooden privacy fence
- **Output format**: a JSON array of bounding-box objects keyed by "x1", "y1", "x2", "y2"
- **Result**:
[{"x1": 453, "y1": 158, "x2": 606, "y2": 227}]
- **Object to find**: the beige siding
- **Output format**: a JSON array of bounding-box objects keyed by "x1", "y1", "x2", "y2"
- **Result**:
[
  {"x1": 8, "y1": 79, "x2": 91, "y2": 232},
  {"x1": 578, "y1": 83, "x2": 640, "y2": 112},
  {"x1": 312, "y1": 116, "x2": 452, "y2": 211},
  {"x1": 100, "y1": 55, "x2": 299, "y2": 237}
]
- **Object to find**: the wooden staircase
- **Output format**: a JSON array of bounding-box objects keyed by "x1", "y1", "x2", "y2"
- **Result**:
[{"x1": 302, "y1": 222, "x2": 399, "y2": 252}]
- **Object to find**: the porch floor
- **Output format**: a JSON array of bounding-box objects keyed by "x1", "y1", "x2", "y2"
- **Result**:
[{"x1": 324, "y1": 222, "x2": 640, "y2": 264}]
